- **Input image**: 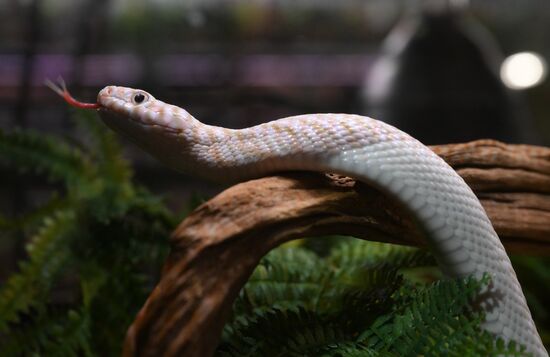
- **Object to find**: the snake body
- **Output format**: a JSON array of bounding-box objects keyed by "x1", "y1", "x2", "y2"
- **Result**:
[{"x1": 94, "y1": 86, "x2": 546, "y2": 355}]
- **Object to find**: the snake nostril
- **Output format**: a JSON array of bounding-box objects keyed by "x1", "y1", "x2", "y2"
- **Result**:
[{"x1": 97, "y1": 87, "x2": 113, "y2": 104}]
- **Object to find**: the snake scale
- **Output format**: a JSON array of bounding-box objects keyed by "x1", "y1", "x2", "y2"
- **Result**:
[{"x1": 47, "y1": 79, "x2": 547, "y2": 356}]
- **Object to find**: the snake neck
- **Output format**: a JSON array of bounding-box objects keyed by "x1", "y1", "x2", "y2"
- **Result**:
[{"x1": 99, "y1": 104, "x2": 238, "y2": 177}]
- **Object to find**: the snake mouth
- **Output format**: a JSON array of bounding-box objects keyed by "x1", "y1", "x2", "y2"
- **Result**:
[{"x1": 98, "y1": 107, "x2": 182, "y2": 136}]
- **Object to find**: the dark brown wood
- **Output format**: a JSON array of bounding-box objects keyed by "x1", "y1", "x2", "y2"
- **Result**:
[{"x1": 123, "y1": 140, "x2": 550, "y2": 357}]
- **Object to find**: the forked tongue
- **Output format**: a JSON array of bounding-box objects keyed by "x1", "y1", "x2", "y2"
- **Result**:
[{"x1": 45, "y1": 77, "x2": 101, "y2": 109}]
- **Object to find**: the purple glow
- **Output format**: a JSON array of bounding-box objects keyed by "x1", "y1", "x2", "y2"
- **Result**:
[{"x1": 0, "y1": 53, "x2": 371, "y2": 91}]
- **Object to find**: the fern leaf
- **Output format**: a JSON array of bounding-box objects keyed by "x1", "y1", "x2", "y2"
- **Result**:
[
  {"x1": 0, "y1": 116, "x2": 175, "y2": 356},
  {"x1": 233, "y1": 248, "x2": 330, "y2": 317},
  {"x1": 329, "y1": 239, "x2": 435, "y2": 270},
  {"x1": 224, "y1": 246, "x2": 407, "y2": 356},
  {"x1": 0, "y1": 194, "x2": 69, "y2": 233},
  {"x1": 0, "y1": 127, "x2": 93, "y2": 185},
  {"x1": 0, "y1": 308, "x2": 93, "y2": 357},
  {"x1": 0, "y1": 210, "x2": 76, "y2": 331},
  {"x1": 318, "y1": 342, "x2": 377, "y2": 357},
  {"x1": 358, "y1": 275, "x2": 527, "y2": 355},
  {"x1": 73, "y1": 111, "x2": 132, "y2": 183},
  {"x1": 219, "y1": 307, "x2": 351, "y2": 356}
]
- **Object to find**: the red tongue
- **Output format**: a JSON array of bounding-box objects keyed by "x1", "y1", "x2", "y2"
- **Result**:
[{"x1": 45, "y1": 77, "x2": 101, "y2": 109}]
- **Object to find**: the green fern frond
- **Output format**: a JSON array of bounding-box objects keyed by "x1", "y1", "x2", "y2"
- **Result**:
[
  {"x1": 86, "y1": 262, "x2": 156, "y2": 355},
  {"x1": 74, "y1": 111, "x2": 132, "y2": 183},
  {"x1": 0, "y1": 194, "x2": 69, "y2": 232},
  {"x1": 223, "y1": 241, "x2": 531, "y2": 356},
  {"x1": 131, "y1": 187, "x2": 176, "y2": 227},
  {"x1": 329, "y1": 239, "x2": 435, "y2": 270},
  {"x1": 511, "y1": 255, "x2": 550, "y2": 346},
  {"x1": 320, "y1": 267, "x2": 401, "y2": 332},
  {"x1": 0, "y1": 127, "x2": 93, "y2": 185},
  {"x1": 0, "y1": 308, "x2": 93, "y2": 357},
  {"x1": 318, "y1": 342, "x2": 377, "y2": 357},
  {"x1": 0, "y1": 210, "x2": 76, "y2": 331},
  {"x1": 233, "y1": 247, "x2": 330, "y2": 317},
  {"x1": 219, "y1": 307, "x2": 352, "y2": 357},
  {"x1": 359, "y1": 275, "x2": 526, "y2": 355},
  {"x1": 42, "y1": 309, "x2": 94, "y2": 357},
  {"x1": 358, "y1": 276, "x2": 485, "y2": 349},
  {"x1": 0, "y1": 117, "x2": 174, "y2": 355},
  {"x1": 224, "y1": 245, "x2": 408, "y2": 356}
]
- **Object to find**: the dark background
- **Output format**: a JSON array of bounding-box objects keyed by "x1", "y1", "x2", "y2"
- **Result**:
[{"x1": 1, "y1": 0, "x2": 549, "y2": 277}]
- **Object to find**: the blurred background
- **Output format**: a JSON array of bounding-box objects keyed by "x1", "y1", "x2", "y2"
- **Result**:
[
  {"x1": 1, "y1": 0, "x2": 550, "y2": 288},
  {"x1": 2, "y1": 0, "x2": 550, "y2": 202}
]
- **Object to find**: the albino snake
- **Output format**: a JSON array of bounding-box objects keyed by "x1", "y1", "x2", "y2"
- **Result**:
[{"x1": 47, "y1": 79, "x2": 547, "y2": 356}]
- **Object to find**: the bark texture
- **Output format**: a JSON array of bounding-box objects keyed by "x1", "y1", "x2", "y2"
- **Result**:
[{"x1": 123, "y1": 140, "x2": 550, "y2": 357}]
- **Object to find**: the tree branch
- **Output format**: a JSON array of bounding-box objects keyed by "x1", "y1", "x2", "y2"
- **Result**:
[{"x1": 123, "y1": 140, "x2": 550, "y2": 357}]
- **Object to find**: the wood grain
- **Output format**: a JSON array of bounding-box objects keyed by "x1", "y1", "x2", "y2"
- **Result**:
[{"x1": 123, "y1": 140, "x2": 550, "y2": 357}]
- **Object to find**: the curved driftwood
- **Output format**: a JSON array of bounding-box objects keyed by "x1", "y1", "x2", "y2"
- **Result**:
[{"x1": 123, "y1": 140, "x2": 550, "y2": 357}]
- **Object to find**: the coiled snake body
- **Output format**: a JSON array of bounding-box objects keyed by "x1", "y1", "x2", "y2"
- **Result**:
[{"x1": 48, "y1": 81, "x2": 547, "y2": 356}]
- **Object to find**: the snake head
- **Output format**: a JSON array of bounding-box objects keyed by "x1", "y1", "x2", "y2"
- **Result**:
[
  {"x1": 97, "y1": 85, "x2": 155, "y2": 117},
  {"x1": 46, "y1": 78, "x2": 192, "y2": 138},
  {"x1": 96, "y1": 85, "x2": 194, "y2": 157},
  {"x1": 47, "y1": 79, "x2": 215, "y2": 175},
  {"x1": 96, "y1": 85, "x2": 203, "y2": 173},
  {"x1": 96, "y1": 85, "x2": 191, "y2": 136},
  {"x1": 98, "y1": 85, "x2": 156, "y2": 123}
]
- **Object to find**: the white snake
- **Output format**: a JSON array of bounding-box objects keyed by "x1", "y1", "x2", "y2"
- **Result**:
[{"x1": 47, "y1": 79, "x2": 547, "y2": 356}]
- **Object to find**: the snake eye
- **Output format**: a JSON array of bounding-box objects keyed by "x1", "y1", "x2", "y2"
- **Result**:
[{"x1": 133, "y1": 92, "x2": 147, "y2": 104}]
